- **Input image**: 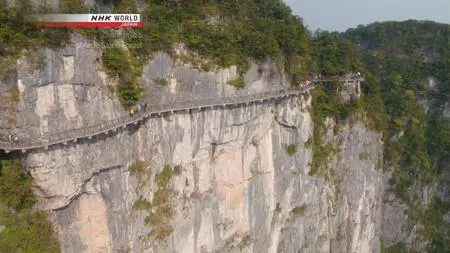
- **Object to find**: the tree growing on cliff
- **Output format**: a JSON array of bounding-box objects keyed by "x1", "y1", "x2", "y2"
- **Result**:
[{"x1": 0, "y1": 160, "x2": 60, "y2": 253}]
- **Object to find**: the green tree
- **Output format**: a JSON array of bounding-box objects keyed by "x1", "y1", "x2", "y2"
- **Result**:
[{"x1": 0, "y1": 160, "x2": 60, "y2": 252}]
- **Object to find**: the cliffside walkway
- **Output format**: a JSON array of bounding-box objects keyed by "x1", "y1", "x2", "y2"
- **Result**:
[{"x1": 0, "y1": 77, "x2": 364, "y2": 153}]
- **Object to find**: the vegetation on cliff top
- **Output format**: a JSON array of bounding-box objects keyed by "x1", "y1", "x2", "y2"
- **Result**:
[
  {"x1": 0, "y1": 160, "x2": 60, "y2": 252},
  {"x1": 2, "y1": 0, "x2": 311, "y2": 106},
  {"x1": 0, "y1": 0, "x2": 69, "y2": 77},
  {"x1": 131, "y1": 0, "x2": 310, "y2": 77}
]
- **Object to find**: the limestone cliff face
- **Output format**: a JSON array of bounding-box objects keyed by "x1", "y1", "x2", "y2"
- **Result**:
[{"x1": 4, "y1": 35, "x2": 384, "y2": 253}]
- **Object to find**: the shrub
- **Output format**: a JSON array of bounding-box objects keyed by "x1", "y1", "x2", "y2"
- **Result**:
[
  {"x1": 173, "y1": 165, "x2": 182, "y2": 176},
  {"x1": 138, "y1": 164, "x2": 185, "y2": 241},
  {"x1": 132, "y1": 198, "x2": 151, "y2": 210},
  {"x1": 291, "y1": 205, "x2": 307, "y2": 216},
  {"x1": 0, "y1": 160, "x2": 35, "y2": 210},
  {"x1": 117, "y1": 82, "x2": 143, "y2": 107},
  {"x1": 155, "y1": 165, "x2": 182, "y2": 188},
  {"x1": 102, "y1": 48, "x2": 143, "y2": 107},
  {"x1": 284, "y1": 144, "x2": 297, "y2": 156},
  {"x1": 60, "y1": 0, "x2": 88, "y2": 13},
  {"x1": 152, "y1": 77, "x2": 168, "y2": 86},
  {"x1": 0, "y1": 210, "x2": 61, "y2": 253},
  {"x1": 304, "y1": 138, "x2": 312, "y2": 148},
  {"x1": 151, "y1": 226, "x2": 174, "y2": 241},
  {"x1": 155, "y1": 166, "x2": 173, "y2": 189},
  {"x1": 0, "y1": 160, "x2": 60, "y2": 252},
  {"x1": 128, "y1": 160, "x2": 148, "y2": 174},
  {"x1": 228, "y1": 76, "x2": 245, "y2": 89},
  {"x1": 102, "y1": 48, "x2": 131, "y2": 79}
]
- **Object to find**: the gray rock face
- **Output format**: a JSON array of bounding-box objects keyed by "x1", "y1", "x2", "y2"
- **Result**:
[{"x1": 6, "y1": 38, "x2": 385, "y2": 253}]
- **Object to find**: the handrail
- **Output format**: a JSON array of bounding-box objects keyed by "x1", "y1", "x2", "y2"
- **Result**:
[{"x1": 0, "y1": 77, "x2": 364, "y2": 152}]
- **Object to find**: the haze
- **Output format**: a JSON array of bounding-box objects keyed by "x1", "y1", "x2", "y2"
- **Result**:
[{"x1": 285, "y1": 0, "x2": 450, "y2": 32}]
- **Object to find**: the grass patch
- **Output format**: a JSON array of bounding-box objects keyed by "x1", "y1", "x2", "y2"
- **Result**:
[
  {"x1": 151, "y1": 226, "x2": 174, "y2": 242},
  {"x1": 136, "y1": 164, "x2": 183, "y2": 241},
  {"x1": 132, "y1": 198, "x2": 151, "y2": 210},
  {"x1": 291, "y1": 205, "x2": 307, "y2": 216},
  {"x1": 155, "y1": 165, "x2": 181, "y2": 189},
  {"x1": 228, "y1": 76, "x2": 245, "y2": 89},
  {"x1": 128, "y1": 160, "x2": 148, "y2": 174},
  {"x1": 143, "y1": 187, "x2": 175, "y2": 241},
  {"x1": 284, "y1": 144, "x2": 297, "y2": 156}
]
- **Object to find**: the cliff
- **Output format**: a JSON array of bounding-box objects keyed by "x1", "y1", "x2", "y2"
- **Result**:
[
  {"x1": 2, "y1": 34, "x2": 387, "y2": 253},
  {"x1": 1, "y1": 3, "x2": 448, "y2": 250}
]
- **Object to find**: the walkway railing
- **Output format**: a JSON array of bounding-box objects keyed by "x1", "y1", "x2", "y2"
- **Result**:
[
  {"x1": 0, "y1": 85, "x2": 315, "y2": 152},
  {"x1": 0, "y1": 76, "x2": 365, "y2": 152}
]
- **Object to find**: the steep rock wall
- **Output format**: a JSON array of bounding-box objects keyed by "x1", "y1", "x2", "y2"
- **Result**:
[{"x1": 4, "y1": 35, "x2": 384, "y2": 253}]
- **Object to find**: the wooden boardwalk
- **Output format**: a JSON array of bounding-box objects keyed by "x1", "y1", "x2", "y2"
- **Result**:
[
  {"x1": 0, "y1": 76, "x2": 364, "y2": 153},
  {"x1": 0, "y1": 86, "x2": 313, "y2": 153}
]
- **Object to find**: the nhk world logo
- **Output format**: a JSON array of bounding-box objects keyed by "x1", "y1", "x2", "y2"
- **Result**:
[
  {"x1": 28, "y1": 14, "x2": 142, "y2": 28},
  {"x1": 89, "y1": 14, "x2": 140, "y2": 22}
]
